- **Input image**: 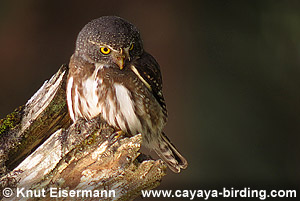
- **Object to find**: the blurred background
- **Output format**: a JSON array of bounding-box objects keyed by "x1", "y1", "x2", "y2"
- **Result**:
[{"x1": 0, "y1": 0, "x2": 299, "y2": 200}]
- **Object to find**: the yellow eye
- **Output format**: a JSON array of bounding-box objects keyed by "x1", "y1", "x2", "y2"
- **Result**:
[
  {"x1": 100, "y1": 47, "x2": 111, "y2": 54},
  {"x1": 129, "y1": 43, "x2": 134, "y2": 51}
]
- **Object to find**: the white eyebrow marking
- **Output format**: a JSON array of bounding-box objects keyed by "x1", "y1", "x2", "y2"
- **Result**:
[{"x1": 88, "y1": 39, "x2": 116, "y2": 50}]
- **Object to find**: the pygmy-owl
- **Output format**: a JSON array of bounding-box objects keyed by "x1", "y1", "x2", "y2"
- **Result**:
[{"x1": 66, "y1": 16, "x2": 187, "y2": 173}]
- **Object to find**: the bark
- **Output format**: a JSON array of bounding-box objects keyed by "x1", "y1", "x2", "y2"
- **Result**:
[{"x1": 0, "y1": 65, "x2": 166, "y2": 200}]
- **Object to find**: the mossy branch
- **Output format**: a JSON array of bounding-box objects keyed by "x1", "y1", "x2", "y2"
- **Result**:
[{"x1": 0, "y1": 65, "x2": 166, "y2": 200}]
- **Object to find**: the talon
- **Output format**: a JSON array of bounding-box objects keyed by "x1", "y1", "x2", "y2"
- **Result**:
[{"x1": 108, "y1": 130, "x2": 124, "y2": 145}]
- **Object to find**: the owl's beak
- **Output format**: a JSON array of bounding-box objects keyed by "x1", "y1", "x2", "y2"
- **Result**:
[
  {"x1": 114, "y1": 48, "x2": 130, "y2": 70},
  {"x1": 115, "y1": 56, "x2": 125, "y2": 70}
]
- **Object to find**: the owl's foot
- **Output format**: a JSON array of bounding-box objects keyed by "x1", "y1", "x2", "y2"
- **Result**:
[{"x1": 108, "y1": 130, "x2": 125, "y2": 145}]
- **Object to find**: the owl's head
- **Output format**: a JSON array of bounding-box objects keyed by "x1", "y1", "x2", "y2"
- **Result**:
[{"x1": 75, "y1": 16, "x2": 143, "y2": 69}]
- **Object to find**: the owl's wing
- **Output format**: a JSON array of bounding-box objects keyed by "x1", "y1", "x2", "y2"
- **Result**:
[{"x1": 131, "y1": 52, "x2": 167, "y2": 116}]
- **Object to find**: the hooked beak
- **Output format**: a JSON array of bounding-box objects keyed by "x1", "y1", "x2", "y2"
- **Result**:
[
  {"x1": 114, "y1": 48, "x2": 130, "y2": 70},
  {"x1": 114, "y1": 56, "x2": 125, "y2": 70}
]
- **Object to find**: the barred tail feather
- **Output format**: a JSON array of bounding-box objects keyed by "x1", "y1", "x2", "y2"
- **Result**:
[{"x1": 154, "y1": 132, "x2": 188, "y2": 173}]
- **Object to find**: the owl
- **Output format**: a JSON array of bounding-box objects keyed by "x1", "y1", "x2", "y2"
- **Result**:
[{"x1": 66, "y1": 16, "x2": 187, "y2": 173}]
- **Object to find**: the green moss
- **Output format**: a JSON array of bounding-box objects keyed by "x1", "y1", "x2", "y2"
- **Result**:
[{"x1": 0, "y1": 106, "x2": 24, "y2": 136}]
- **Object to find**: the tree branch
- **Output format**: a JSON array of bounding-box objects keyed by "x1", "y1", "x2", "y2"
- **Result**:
[{"x1": 0, "y1": 65, "x2": 166, "y2": 200}]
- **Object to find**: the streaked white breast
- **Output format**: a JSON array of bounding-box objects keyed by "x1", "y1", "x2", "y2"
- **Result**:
[{"x1": 114, "y1": 83, "x2": 142, "y2": 134}]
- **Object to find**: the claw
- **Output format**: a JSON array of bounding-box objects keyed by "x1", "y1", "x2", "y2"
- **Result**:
[{"x1": 108, "y1": 130, "x2": 124, "y2": 145}]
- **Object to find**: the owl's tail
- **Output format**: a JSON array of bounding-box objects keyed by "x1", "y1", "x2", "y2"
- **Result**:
[{"x1": 154, "y1": 132, "x2": 188, "y2": 173}]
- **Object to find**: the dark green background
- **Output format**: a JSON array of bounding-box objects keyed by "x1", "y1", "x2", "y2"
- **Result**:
[{"x1": 0, "y1": 0, "x2": 299, "y2": 200}]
